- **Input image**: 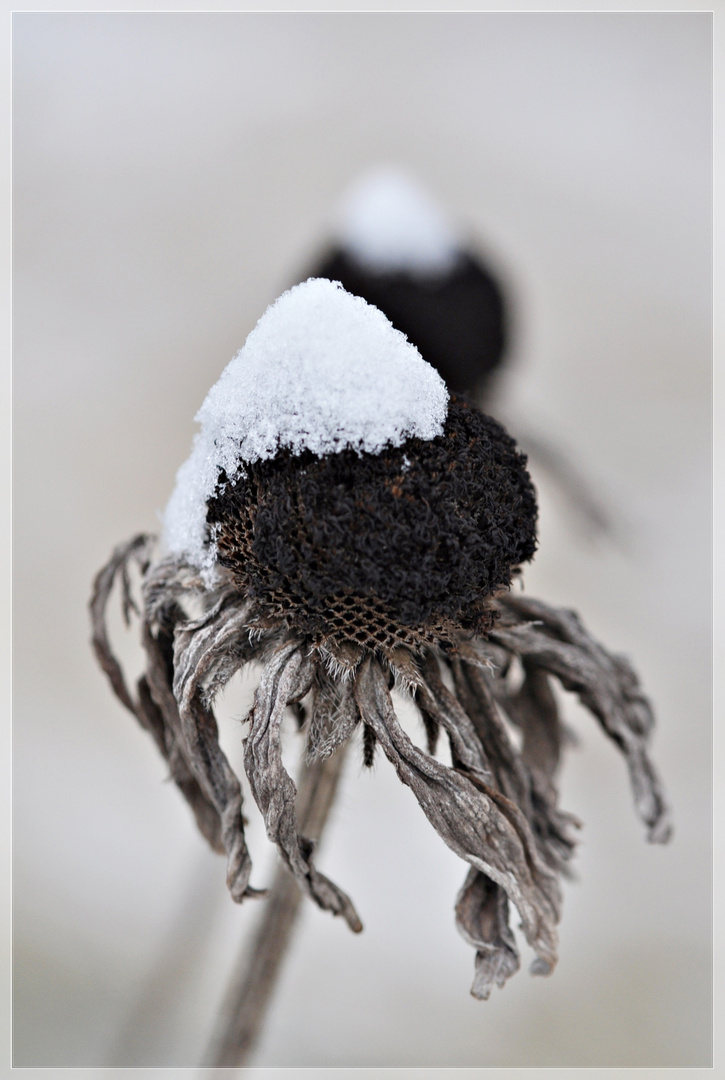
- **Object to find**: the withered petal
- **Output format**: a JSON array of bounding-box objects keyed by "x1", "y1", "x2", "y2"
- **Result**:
[
  {"x1": 173, "y1": 598, "x2": 262, "y2": 901},
  {"x1": 353, "y1": 658, "x2": 560, "y2": 973},
  {"x1": 306, "y1": 674, "x2": 361, "y2": 763},
  {"x1": 492, "y1": 594, "x2": 672, "y2": 843},
  {"x1": 455, "y1": 868, "x2": 521, "y2": 999},
  {"x1": 244, "y1": 643, "x2": 363, "y2": 932}
]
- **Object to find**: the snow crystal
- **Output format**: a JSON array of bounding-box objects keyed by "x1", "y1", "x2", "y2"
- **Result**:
[
  {"x1": 162, "y1": 278, "x2": 449, "y2": 571},
  {"x1": 335, "y1": 165, "x2": 461, "y2": 276}
]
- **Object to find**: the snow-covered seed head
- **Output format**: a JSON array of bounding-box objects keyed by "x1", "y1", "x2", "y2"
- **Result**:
[
  {"x1": 162, "y1": 278, "x2": 536, "y2": 654},
  {"x1": 162, "y1": 278, "x2": 449, "y2": 574}
]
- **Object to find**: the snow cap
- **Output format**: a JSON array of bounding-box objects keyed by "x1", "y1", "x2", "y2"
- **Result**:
[
  {"x1": 335, "y1": 165, "x2": 461, "y2": 276},
  {"x1": 162, "y1": 278, "x2": 449, "y2": 570}
]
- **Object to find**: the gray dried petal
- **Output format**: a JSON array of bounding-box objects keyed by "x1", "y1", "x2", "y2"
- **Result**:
[
  {"x1": 140, "y1": 621, "x2": 224, "y2": 854},
  {"x1": 244, "y1": 643, "x2": 363, "y2": 932},
  {"x1": 415, "y1": 653, "x2": 491, "y2": 779},
  {"x1": 451, "y1": 658, "x2": 578, "y2": 875},
  {"x1": 450, "y1": 633, "x2": 499, "y2": 674},
  {"x1": 504, "y1": 661, "x2": 562, "y2": 780},
  {"x1": 142, "y1": 553, "x2": 206, "y2": 622},
  {"x1": 305, "y1": 674, "x2": 360, "y2": 763},
  {"x1": 492, "y1": 594, "x2": 672, "y2": 843},
  {"x1": 450, "y1": 658, "x2": 534, "y2": 816},
  {"x1": 177, "y1": 597, "x2": 258, "y2": 709},
  {"x1": 90, "y1": 533, "x2": 155, "y2": 713},
  {"x1": 173, "y1": 607, "x2": 262, "y2": 901},
  {"x1": 90, "y1": 536, "x2": 229, "y2": 859},
  {"x1": 354, "y1": 658, "x2": 560, "y2": 973},
  {"x1": 455, "y1": 868, "x2": 520, "y2": 999}
]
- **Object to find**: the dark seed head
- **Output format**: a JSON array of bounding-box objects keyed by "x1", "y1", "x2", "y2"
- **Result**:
[{"x1": 206, "y1": 398, "x2": 537, "y2": 648}]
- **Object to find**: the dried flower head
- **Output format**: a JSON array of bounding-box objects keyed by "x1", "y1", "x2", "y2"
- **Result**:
[
  {"x1": 207, "y1": 397, "x2": 536, "y2": 646},
  {"x1": 91, "y1": 280, "x2": 670, "y2": 999}
]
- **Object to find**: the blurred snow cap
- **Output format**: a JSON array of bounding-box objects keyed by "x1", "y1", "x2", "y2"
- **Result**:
[
  {"x1": 162, "y1": 278, "x2": 450, "y2": 570},
  {"x1": 335, "y1": 165, "x2": 461, "y2": 277}
]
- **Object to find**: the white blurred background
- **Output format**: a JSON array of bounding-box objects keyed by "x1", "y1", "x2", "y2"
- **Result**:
[{"x1": 13, "y1": 12, "x2": 711, "y2": 1071}]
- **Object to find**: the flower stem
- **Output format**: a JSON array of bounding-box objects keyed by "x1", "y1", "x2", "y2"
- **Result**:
[{"x1": 203, "y1": 748, "x2": 349, "y2": 1068}]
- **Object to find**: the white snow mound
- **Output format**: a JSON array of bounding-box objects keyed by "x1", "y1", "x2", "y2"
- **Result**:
[
  {"x1": 335, "y1": 165, "x2": 461, "y2": 276},
  {"x1": 162, "y1": 278, "x2": 449, "y2": 570}
]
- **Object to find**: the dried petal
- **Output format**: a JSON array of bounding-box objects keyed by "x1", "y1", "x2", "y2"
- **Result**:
[
  {"x1": 244, "y1": 643, "x2": 363, "y2": 931},
  {"x1": 354, "y1": 658, "x2": 560, "y2": 972},
  {"x1": 414, "y1": 653, "x2": 490, "y2": 779},
  {"x1": 451, "y1": 658, "x2": 578, "y2": 875},
  {"x1": 90, "y1": 533, "x2": 155, "y2": 713},
  {"x1": 450, "y1": 658, "x2": 533, "y2": 815},
  {"x1": 455, "y1": 868, "x2": 520, "y2": 999},
  {"x1": 306, "y1": 674, "x2": 360, "y2": 763},
  {"x1": 492, "y1": 595, "x2": 672, "y2": 843},
  {"x1": 173, "y1": 605, "x2": 263, "y2": 901},
  {"x1": 90, "y1": 537, "x2": 228, "y2": 858},
  {"x1": 140, "y1": 622, "x2": 224, "y2": 854}
]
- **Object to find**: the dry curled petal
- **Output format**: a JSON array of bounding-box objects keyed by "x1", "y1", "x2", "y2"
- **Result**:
[
  {"x1": 353, "y1": 658, "x2": 561, "y2": 972},
  {"x1": 244, "y1": 643, "x2": 363, "y2": 932},
  {"x1": 173, "y1": 607, "x2": 261, "y2": 901},
  {"x1": 492, "y1": 593, "x2": 672, "y2": 843},
  {"x1": 455, "y1": 868, "x2": 521, "y2": 999}
]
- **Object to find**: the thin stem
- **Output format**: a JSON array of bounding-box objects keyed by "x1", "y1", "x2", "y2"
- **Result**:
[{"x1": 202, "y1": 747, "x2": 349, "y2": 1069}]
